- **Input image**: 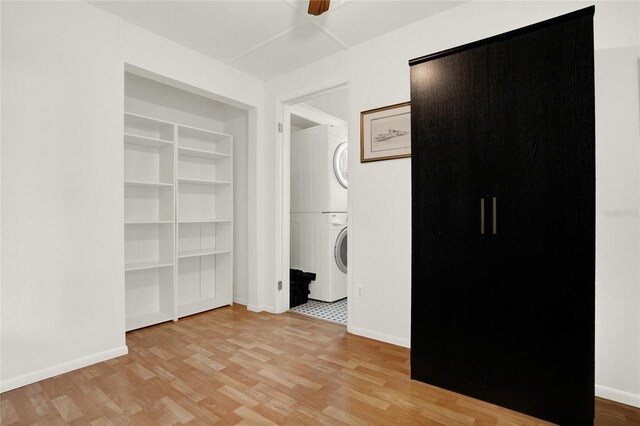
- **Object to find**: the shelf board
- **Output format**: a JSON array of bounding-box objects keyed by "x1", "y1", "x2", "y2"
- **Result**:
[
  {"x1": 178, "y1": 248, "x2": 232, "y2": 259},
  {"x1": 125, "y1": 221, "x2": 174, "y2": 225},
  {"x1": 178, "y1": 147, "x2": 231, "y2": 160},
  {"x1": 178, "y1": 124, "x2": 232, "y2": 141},
  {"x1": 178, "y1": 219, "x2": 232, "y2": 224},
  {"x1": 126, "y1": 311, "x2": 174, "y2": 332},
  {"x1": 177, "y1": 178, "x2": 230, "y2": 186},
  {"x1": 125, "y1": 260, "x2": 174, "y2": 272},
  {"x1": 178, "y1": 298, "x2": 231, "y2": 319},
  {"x1": 125, "y1": 180, "x2": 173, "y2": 188},
  {"x1": 124, "y1": 133, "x2": 173, "y2": 148},
  {"x1": 124, "y1": 111, "x2": 174, "y2": 127}
]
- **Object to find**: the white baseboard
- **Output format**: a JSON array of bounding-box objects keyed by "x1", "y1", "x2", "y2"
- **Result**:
[
  {"x1": 0, "y1": 345, "x2": 128, "y2": 393},
  {"x1": 247, "y1": 304, "x2": 275, "y2": 314},
  {"x1": 233, "y1": 297, "x2": 247, "y2": 306},
  {"x1": 596, "y1": 384, "x2": 640, "y2": 408},
  {"x1": 348, "y1": 326, "x2": 410, "y2": 348}
]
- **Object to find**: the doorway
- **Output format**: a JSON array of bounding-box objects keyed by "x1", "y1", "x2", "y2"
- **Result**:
[{"x1": 273, "y1": 81, "x2": 350, "y2": 327}]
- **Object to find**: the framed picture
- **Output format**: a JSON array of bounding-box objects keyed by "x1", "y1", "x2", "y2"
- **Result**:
[{"x1": 360, "y1": 102, "x2": 411, "y2": 163}]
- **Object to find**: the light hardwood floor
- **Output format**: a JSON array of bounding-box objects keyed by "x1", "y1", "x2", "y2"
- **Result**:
[{"x1": 1, "y1": 305, "x2": 638, "y2": 425}]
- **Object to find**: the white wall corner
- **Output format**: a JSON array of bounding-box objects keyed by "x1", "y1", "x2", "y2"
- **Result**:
[
  {"x1": 247, "y1": 304, "x2": 276, "y2": 314},
  {"x1": 348, "y1": 326, "x2": 410, "y2": 349},
  {"x1": 596, "y1": 384, "x2": 640, "y2": 408},
  {"x1": 233, "y1": 297, "x2": 248, "y2": 306},
  {"x1": 0, "y1": 345, "x2": 128, "y2": 393}
]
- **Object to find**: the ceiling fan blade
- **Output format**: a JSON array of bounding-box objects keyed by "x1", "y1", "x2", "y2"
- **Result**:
[{"x1": 308, "y1": 0, "x2": 330, "y2": 16}]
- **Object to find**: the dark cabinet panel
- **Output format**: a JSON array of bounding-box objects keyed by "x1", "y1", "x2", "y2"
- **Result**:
[
  {"x1": 411, "y1": 47, "x2": 493, "y2": 388},
  {"x1": 410, "y1": 7, "x2": 595, "y2": 425},
  {"x1": 486, "y1": 13, "x2": 595, "y2": 424}
]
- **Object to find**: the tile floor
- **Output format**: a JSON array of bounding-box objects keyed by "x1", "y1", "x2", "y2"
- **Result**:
[{"x1": 288, "y1": 298, "x2": 347, "y2": 325}]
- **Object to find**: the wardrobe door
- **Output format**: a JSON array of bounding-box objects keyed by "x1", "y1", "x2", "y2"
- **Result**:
[
  {"x1": 486, "y1": 13, "x2": 595, "y2": 424},
  {"x1": 410, "y1": 47, "x2": 493, "y2": 390}
]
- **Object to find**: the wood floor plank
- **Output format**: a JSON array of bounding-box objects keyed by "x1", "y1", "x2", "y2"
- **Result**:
[
  {"x1": 49, "y1": 395, "x2": 83, "y2": 423},
  {"x1": 1, "y1": 398, "x2": 21, "y2": 424},
  {"x1": 233, "y1": 406, "x2": 278, "y2": 425},
  {"x1": 157, "y1": 396, "x2": 195, "y2": 424},
  {"x1": 29, "y1": 392, "x2": 53, "y2": 417},
  {"x1": 1, "y1": 304, "x2": 638, "y2": 425}
]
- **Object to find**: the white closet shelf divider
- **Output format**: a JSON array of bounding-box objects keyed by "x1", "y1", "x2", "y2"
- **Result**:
[
  {"x1": 178, "y1": 219, "x2": 232, "y2": 224},
  {"x1": 124, "y1": 133, "x2": 173, "y2": 148},
  {"x1": 177, "y1": 124, "x2": 232, "y2": 141},
  {"x1": 177, "y1": 178, "x2": 230, "y2": 185},
  {"x1": 177, "y1": 248, "x2": 232, "y2": 259},
  {"x1": 177, "y1": 146, "x2": 231, "y2": 160},
  {"x1": 124, "y1": 111, "x2": 174, "y2": 127},
  {"x1": 124, "y1": 180, "x2": 173, "y2": 188},
  {"x1": 125, "y1": 260, "x2": 174, "y2": 272},
  {"x1": 125, "y1": 221, "x2": 174, "y2": 225}
]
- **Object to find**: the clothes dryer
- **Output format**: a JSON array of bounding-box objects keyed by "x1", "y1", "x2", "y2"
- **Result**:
[{"x1": 291, "y1": 125, "x2": 348, "y2": 213}]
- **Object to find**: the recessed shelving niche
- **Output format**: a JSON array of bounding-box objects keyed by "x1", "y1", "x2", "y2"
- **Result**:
[
  {"x1": 122, "y1": 72, "x2": 238, "y2": 332},
  {"x1": 123, "y1": 111, "x2": 233, "y2": 331}
]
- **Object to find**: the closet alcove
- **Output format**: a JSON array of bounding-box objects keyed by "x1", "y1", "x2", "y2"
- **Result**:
[{"x1": 123, "y1": 70, "x2": 249, "y2": 330}]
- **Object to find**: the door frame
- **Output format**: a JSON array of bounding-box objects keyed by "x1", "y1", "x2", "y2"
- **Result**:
[{"x1": 273, "y1": 77, "x2": 350, "y2": 315}]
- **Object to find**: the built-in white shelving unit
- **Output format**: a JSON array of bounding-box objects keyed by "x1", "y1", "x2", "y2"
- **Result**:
[
  {"x1": 176, "y1": 124, "x2": 233, "y2": 319},
  {"x1": 124, "y1": 112, "x2": 176, "y2": 331},
  {"x1": 123, "y1": 111, "x2": 233, "y2": 331}
]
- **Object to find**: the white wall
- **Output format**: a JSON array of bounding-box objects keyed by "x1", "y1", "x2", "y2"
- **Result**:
[
  {"x1": 1, "y1": 0, "x2": 266, "y2": 392},
  {"x1": 594, "y1": 43, "x2": 640, "y2": 405},
  {"x1": 1, "y1": 1, "x2": 126, "y2": 391},
  {"x1": 264, "y1": 1, "x2": 640, "y2": 406}
]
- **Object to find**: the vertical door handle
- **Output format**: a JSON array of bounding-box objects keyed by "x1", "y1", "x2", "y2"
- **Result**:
[
  {"x1": 480, "y1": 198, "x2": 485, "y2": 235},
  {"x1": 492, "y1": 197, "x2": 497, "y2": 235}
]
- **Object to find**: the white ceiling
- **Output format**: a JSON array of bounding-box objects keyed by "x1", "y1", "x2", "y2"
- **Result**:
[{"x1": 90, "y1": 1, "x2": 464, "y2": 80}]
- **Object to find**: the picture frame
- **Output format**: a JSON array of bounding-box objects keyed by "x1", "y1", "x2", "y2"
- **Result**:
[{"x1": 360, "y1": 102, "x2": 411, "y2": 163}]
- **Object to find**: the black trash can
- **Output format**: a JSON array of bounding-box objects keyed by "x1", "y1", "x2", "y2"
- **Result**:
[{"x1": 290, "y1": 269, "x2": 316, "y2": 308}]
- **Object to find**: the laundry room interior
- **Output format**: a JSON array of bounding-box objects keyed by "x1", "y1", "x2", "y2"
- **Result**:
[{"x1": 287, "y1": 87, "x2": 349, "y2": 324}]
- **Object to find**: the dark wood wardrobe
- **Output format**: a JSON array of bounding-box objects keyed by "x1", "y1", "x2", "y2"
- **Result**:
[{"x1": 409, "y1": 7, "x2": 595, "y2": 425}]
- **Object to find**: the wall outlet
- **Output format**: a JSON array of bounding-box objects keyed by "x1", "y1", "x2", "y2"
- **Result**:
[{"x1": 356, "y1": 285, "x2": 365, "y2": 300}]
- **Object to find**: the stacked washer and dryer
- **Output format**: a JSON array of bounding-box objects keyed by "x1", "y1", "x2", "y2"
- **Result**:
[{"x1": 290, "y1": 124, "x2": 348, "y2": 302}]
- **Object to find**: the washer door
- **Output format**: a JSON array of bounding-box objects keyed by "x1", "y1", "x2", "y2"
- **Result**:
[
  {"x1": 334, "y1": 227, "x2": 348, "y2": 273},
  {"x1": 333, "y1": 142, "x2": 348, "y2": 189}
]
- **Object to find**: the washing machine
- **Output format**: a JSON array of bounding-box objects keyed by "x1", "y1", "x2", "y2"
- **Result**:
[
  {"x1": 290, "y1": 124, "x2": 348, "y2": 213},
  {"x1": 290, "y1": 212, "x2": 347, "y2": 302}
]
